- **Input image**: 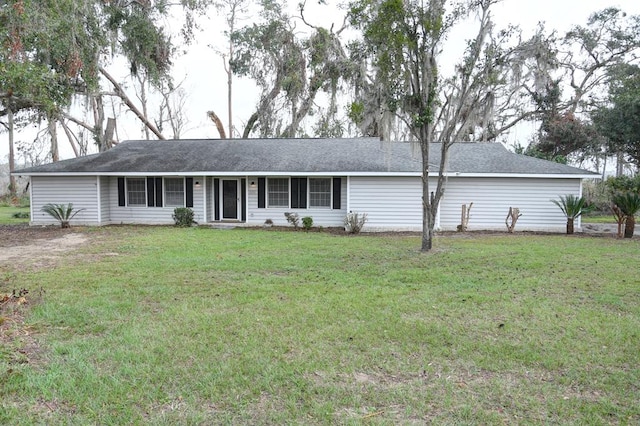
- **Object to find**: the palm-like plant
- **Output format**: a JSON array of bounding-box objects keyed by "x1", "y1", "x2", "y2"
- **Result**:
[
  {"x1": 612, "y1": 192, "x2": 640, "y2": 238},
  {"x1": 551, "y1": 195, "x2": 592, "y2": 234},
  {"x1": 41, "y1": 203, "x2": 84, "y2": 228}
]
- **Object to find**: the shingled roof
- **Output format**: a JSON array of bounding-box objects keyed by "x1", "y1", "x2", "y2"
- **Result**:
[{"x1": 15, "y1": 138, "x2": 597, "y2": 176}]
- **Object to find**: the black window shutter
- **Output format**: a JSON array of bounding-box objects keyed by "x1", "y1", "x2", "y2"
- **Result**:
[
  {"x1": 257, "y1": 177, "x2": 266, "y2": 208},
  {"x1": 291, "y1": 178, "x2": 307, "y2": 209},
  {"x1": 291, "y1": 178, "x2": 300, "y2": 208},
  {"x1": 155, "y1": 177, "x2": 163, "y2": 207},
  {"x1": 118, "y1": 177, "x2": 125, "y2": 206},
  {"x1": 300, "y1": 178, "x2": 307, "y2": 208},
  {"x1": 332, "y1": 177, "x2": 341, "y2": 210},
  {"x1": 241, "y1": 178, "x2": 247, "y2": 221},
  {"x1": 147, "y1": 177, "x2": 155, "y2": 207},
  {"x1": 185, "y1": 177, "x2": 193, "y2": 207},
  {"x1": 214, "y1": 178, "x2": 220, "y2": 220}
]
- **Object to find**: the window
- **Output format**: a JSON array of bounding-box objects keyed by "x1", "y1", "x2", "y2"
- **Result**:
[
  {"x1": 164, "y1": 178, "x2": 185, "y2": 207},
  {"x1": 268, "y1": 178, "x2": 289, "y2": 207},
  {"x1": 127, "y1": 178, "x2": 146, "y2": 206},
  {"x1": 309, "y1": 178, "x2": 331, "y2": 207}
]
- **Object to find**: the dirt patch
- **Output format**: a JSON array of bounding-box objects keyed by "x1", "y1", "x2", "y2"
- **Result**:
[{"x1": 0, "y1": 225, "x2": 89, "y2": 269}]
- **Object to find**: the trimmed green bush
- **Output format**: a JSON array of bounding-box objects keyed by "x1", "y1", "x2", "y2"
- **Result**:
[
  {"x1": 172, "y1": 207, "x2": 196, "y2": 227},
  {"x1": 302, "y1": 216, "x2": 313, "y2": 231}
]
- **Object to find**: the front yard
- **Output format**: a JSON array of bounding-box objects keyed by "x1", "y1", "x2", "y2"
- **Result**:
[{"x1": 1, "y1": 225, "x2": 638, "y2": 424}]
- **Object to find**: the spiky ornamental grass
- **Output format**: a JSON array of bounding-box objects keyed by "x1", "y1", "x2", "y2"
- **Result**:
[
  {"x1": 612, "y1": 192, "x2": 640, "y2": 238},
  {"x1": 551, "y1": 194, "x2": 593, "y2": 234},
  {"x1": 40, "y1": 203, "x2": 84, "y2": 228}
]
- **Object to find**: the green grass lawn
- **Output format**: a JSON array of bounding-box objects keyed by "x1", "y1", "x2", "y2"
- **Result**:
[
  {"x1": 1, "y1": 227, "x2": 639, "y2": 424},
  {"x1": 0, "y1": 206, "x2": 30, "y2": 225},
  {"x1": 581, "y1": 214, "x2": 617, "y2": 224}
]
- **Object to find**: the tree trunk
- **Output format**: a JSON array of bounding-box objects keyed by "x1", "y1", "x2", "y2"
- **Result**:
[
  {"x1": 139, "y1": 77, "x2": 150, "y2": 140},
  {"x1": 227, "y1": 41, "x2": 233, "y2": 139},
  {"x1": 48, "y1": 115, "x2": 59, "y2": 162},
  {"x1": 624, "y1": 215, "x2": 635, "y2": 238},
  {"x1": 207, "y1": 111, "x2": 227, "y2": 139},
  {"x1": 103, "y1": 118, "x2": 116, "y2": 150},
  {"x1": 421, "y1": 131, "x2": 433, "y2": 252},
  {"x1": 616, "y1": 151, "x2": 624, "y2": 177},
  {"x1": 566, "y1": 217, "x2": 574, "y2": 235},
  {"x1": 93, "y1": 94, "x2": 106, "y2": 151},
  {"x1": 8, "y1": 107, "x2": 16, "y2": 196}
]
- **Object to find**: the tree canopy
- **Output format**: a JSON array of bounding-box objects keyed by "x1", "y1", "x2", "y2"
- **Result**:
[{"x1": 592, "y1": 64, "x2": 640, "y2": 171}]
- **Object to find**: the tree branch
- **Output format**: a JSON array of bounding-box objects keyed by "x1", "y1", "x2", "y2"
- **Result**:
[
  {"x1": 59, "y1": 119, "x2": 80, "y2": 157},
  {"x1": 61, "y1": 112, "x2": 95, "y2": 133},
  {"x1": 99, "y1": 66, "x2": 166, "y2": 140}
]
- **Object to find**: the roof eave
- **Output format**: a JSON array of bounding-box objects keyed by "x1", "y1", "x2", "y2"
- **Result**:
[
  {"x1": 15, "y1": 170, "x2": 597, "y2": 179},
  {"x1": 447, "y1": 172, "x2": 600, "y2": 179}
]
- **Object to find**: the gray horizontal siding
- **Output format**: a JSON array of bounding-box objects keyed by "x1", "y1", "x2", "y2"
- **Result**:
[
  {"x1": 246, "y1": 177, "x2": 347, "y2": 227},
  {"x1": 30, "y1": 176, "x2": 99, "y2": 225},
  {"x1": 107, "y1": 176, "x2": 205, "y2": 225},
  {"x1": 99, "y1": 176, "x2": 110, "y2": 224},
  {"x1": 349, "y1": 176, "x2": 424, "y2": 231},
  {"x1": 439, "y1": 177, "x2": 582, "y2": 231}
]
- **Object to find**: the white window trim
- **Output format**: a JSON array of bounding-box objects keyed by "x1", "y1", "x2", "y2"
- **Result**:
[
  {"x1": 267, "y1": 177, "x2": 290, "y2": 208},
  {"x1": 164, "y1": 177, "x2": 186, "y2": 208},
  {"x1": 126, "y1": 177, "x2": 147, "y2": 207},
  {"x1": 308, "y1": 177, "x2": 332, "y2": 209}
]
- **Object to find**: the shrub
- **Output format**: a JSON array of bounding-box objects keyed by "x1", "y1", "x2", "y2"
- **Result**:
[
  {"x1": 551, "y1": 194, "x2": 593, "y2": 234},
  {"x1": 12, "y1": 212, "x2": 29, "y2": 219},
  {"x1": 302, "y1": 216, "x2": 313, "y2": 231},
  {"x1": 284, "y1": 212, "x2": 300, "y2": 229},
  {"x1": 172, "y1": 207, "x2": 196, "y2": 227},
  {"x1": 0, "y1": 193, "x2": 29, "y2": 208},
  {"x1": 41, "y1": 203, "x2": 84, "y2": 228},
  {"x1": 344, "y1": 211, "x2": 367, "y2": 234},
  {"x1": 605, "y1": 175, "x2": 640, "y2": 194},
  {"x1": 612, "y1": 191, "x2": 640, "y2": 238},
  {"x1": 264, "y1": 218, "x2": 274, "y2": 227}
]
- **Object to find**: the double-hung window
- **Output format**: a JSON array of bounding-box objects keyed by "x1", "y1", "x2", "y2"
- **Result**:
[
  {"x1": 309, "y1": 178, "x2": 331, "y2": 208},
  {"x1": 126, "y1": 178, "x2": 146, "y2": 206},
  {"x1": 164, "y1": 178, "x2": 185, "y2": 207},
  {"x1": 268, "y1": 178, "x2": 289, "y2": 207}
]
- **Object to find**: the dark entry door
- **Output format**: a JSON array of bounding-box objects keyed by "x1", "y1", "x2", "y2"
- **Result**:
[{"x1": 222, "y1": 180, "x2": 238, "y2": 219}]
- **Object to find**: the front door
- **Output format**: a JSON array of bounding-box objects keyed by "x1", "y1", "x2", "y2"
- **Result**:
[{"x1": 222, "y1": 179, "x2": 238, "y2": 220}]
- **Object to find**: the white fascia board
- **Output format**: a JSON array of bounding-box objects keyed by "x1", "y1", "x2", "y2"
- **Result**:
[
  {"x1": 16, "y1": 171, "x2": 599, "y2": 179},
  {"x1": 16, "y1": 171, "x2": 423, "y2": 177},
  {"x1": 445, "y1": 172, "x2": 600, "y2": 179},
  {"x1": 16, "y1": 171, "x2": 209, "y2": 177}
]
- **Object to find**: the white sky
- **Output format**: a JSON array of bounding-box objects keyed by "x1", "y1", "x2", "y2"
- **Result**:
[{"x1": 2, "y1": 0, "x2": 640, "y2": 163}]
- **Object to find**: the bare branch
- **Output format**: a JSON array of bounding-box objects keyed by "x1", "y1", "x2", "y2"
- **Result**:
[
  {"x1": 59, "y1": 119, "x2": 80, "y2": 157},
  {"x1": 99, "y1": 66, "x2": 166, "y2": 140},
  {"x1": 61, "y1": 112, "x2": 95, "y2": 132}
]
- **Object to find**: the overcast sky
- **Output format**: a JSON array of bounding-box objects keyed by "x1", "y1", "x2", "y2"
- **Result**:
[{"x1": 2, "y1": 0, "x2": 640, "y2": 163}]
